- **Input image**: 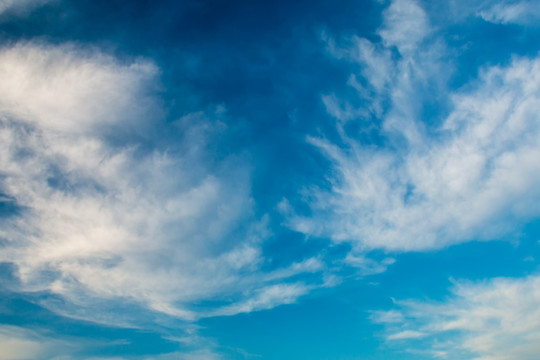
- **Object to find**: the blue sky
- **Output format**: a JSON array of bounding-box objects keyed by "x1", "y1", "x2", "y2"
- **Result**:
[{"x1": 1, "y1": 0, "x2": 540, "y2": 359}]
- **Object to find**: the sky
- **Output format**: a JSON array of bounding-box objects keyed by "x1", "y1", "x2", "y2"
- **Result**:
[{"x1": 0, "y1": 0, "x2": 540, "y2": 359}]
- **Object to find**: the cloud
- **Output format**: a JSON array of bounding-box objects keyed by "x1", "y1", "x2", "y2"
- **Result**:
[
  {"x1": 374, "y1": 275, "x2": 540, "y2": 360},
  {"x1": 286, "y1": 0, "x2": 540, "y2": 252},
  {"x1": 386, "y1": 330, "x2": 426, "y2": 341},
  {"x1": 0, "y1": 0, "x2": 52, "y2": 17},
  {"x1": 477, "y1": 1, "x2": 540, "y2": 25},
  {"x1": 430, "y1": 0, "x2": 540, "y2": 26},
  {"x1": 0, "y1": 325, "x2": 74, "y2": 360},
  {"x1": 210, "y1": 282, "x2": 311, "y2": 317},
  {"x1": 378, "y1": 0, "x2": 430, "y2": 55},
  {"x1": 0, "y1": 41, "x2": 322, "y2": 325},
  {"x1": 344, "y1": 254, "x2": 395, "y2": 276},
  {"x1": 0, "y1": 324, "x2": 225, "y2": 360}
]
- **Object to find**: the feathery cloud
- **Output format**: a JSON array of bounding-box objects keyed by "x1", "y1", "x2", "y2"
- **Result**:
[
  {"x1": 375, "y1": 275, "x2": 540, "y2": 360},
  {"x1": 286, "y1": 0, "x2": 540, "y2": 252}
]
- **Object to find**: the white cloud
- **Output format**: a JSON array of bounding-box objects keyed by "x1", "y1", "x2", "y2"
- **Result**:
[
  {"x1": 0, "y1": 323, "x2": 232, "y2": 360},
  {"x1": 478, "y1": 1, "x2": 540, "y2": 25},
  {"x1": 386, "y1": 330, "x2": 427, "y2": 340},
  {"x1": 210, "y1": 282, "x2": 311, "y2": 317},
  {"x1": 431, "y1": 0, "x2": 540, "y2": 25},
  {"x1": 375, "y1": 275, "x2": 540, "y2": 360},
  {"x1": 348, "y1": 37, "x2": 393, "y2": 93},
  {"x1": 0, "y1": 42, "x2": 161, "y2": 141},
  {"x1": 0, "y1": 0, "x2": 53, "y2": 17},
  {"x1": 0, "y1": 325, "x2": 225, "y2": 360},
  {"x1": 321, "y1": 35, "x2": 394, "y2": 120},
  {"x1": 378, "y1": 0, "x2": 430, "y2": 55},
  {"x1": 344, "y1": 254, "x2": 395, "y2": 276},
  {"x1": 0, "y1": 325, "x2": 73, "y2": 360},
  {"x1": 0, "y1": 41, "x2": 321, "y2": 324},
  {"x1": 288, "y1": 0, "x2": 540, "y2": 252}
]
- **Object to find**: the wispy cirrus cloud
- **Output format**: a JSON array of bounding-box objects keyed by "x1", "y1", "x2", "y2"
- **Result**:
[
  {"x1": 0, "y1": 41, "x2": 324, "y2": 326},
  {"x1": 0, "y1": 0, "x2": 53, "y2": 17},
  {"x1": 477, "y1": 0, "x2": 540, "y2": 25},
  {"x1": 427, "y1": 0, "x2": 540, "y2": 26},
  {"x1": 285, "y1": 0, "x2": 540, "y2": 253},
  {"x1": 374, "y1": 274, "x2": 540, "y2": 360},
  {"x1": 210, "y1": 282, "x2": 312, "y2": 317}
]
